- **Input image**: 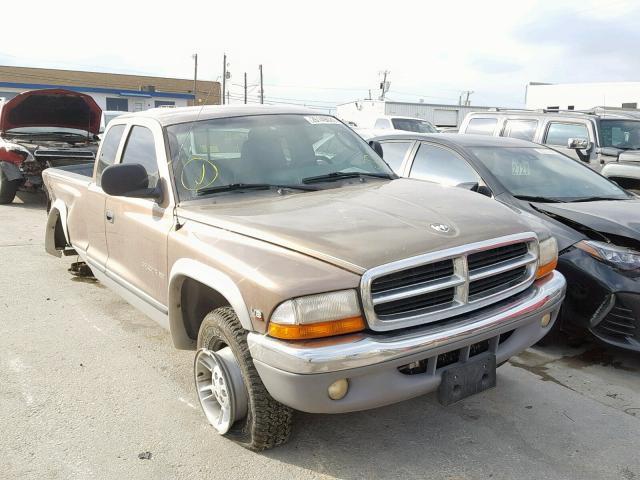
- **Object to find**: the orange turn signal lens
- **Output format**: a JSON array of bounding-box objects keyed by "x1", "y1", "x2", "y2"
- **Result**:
[
  {"x1": 268, "y1": 316, "x2": 365, "y2": 340},
  {"x1": 536, "y1": 258, "x2": 558, "y2": 279}
]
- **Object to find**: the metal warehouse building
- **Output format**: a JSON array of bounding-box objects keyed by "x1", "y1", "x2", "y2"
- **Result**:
[
  {"x1": 0, "y1": 65, "x2": 221, "y2": 112},
  {"x1": 526, "y1": 81, "x2": 640, "y2": 111},
  {"x1": 336, "y1": 100, "x2": 495, "y2": 128}
]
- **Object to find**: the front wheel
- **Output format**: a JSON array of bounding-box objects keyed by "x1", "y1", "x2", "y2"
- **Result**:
[
  {"x1": 195, "y1": 307, "x2": 293, "y2": 451},
  {"x1": 0, "y1": 165, "x2": 20, "y2": 204}
]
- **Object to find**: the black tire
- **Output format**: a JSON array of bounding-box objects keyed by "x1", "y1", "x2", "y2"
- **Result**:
[
  {"x1": 197, "y1": 306, "x2": 293, "y2": 451},
  {"x1": 0, "y1": 166, "x2": 20, "y2": 204}
]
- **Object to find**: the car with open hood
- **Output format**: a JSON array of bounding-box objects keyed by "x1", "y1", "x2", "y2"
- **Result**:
[
  {"x1": 368, "y1": 131, "x2": 640, "y2": 352},
  {"x1": 0, "y1": 88, "x2": 101, "y2": 203},
  {"x1": 42, "y1": 106, "x2": 565, "y2": 450}
]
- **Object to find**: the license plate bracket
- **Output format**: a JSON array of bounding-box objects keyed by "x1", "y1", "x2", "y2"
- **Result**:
[{"x1": 437, "y1": 353, "x2": 497, "y2": 406}]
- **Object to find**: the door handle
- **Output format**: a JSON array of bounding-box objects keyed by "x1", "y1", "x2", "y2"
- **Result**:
[{"x1": 105, "y1": 210, "x2": 114, "y2": 223}]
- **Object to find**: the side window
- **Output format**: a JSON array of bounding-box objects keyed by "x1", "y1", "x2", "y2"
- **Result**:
[
  {"x1": 374, "y1": 118, "x2": 391, "y2": 129},
  {"x1": 465, "y1": 118, "x2": 497, "y2": 135},
  {"x1": 379, "y1": 141, "x2": 413, "y2": 173},
  {"x1": 409, "y1": 143, "x2": 479, "y2": 186},
  {"x1": 545, "y1": 122, "x2": 589, "y2": 146},
  {"x1": 120, "y1": 126, "x2": 159, "y2": 188},
  {"x1": 502, "y1": 119, "x2": 538, "y2": 141},
  {"x1": 96, "y1": 124, "x2": 125, "y2": 186}
]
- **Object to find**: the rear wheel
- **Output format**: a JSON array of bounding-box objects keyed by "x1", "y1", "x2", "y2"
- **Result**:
[
  {"x1": 195, "y1": 306, "x2": 293, "y2": 451},
  {"x1": 0, "y1": 165, "x2": 20, "y2": 204}
]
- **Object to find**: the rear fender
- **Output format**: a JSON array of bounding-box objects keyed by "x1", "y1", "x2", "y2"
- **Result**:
[
  {"x1": 0, "y1": 161, "x2": 23, "y2": 182},
  {"x1": 45, "y1": 199, "x2": 70, "y2": 257}
]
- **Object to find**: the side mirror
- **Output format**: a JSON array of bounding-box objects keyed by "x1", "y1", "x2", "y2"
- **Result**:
[
  {"x1": 369, "y1": 140, "x2": 384, "y2": 158},
  {"x1": 456, "y1": 182, "x2": 493, "y2": 197},
  {"x1": 102, "y1": 163, "x2": 162, "y2": 201},
  {"x1": 567, "y1": 137, "x2": 591, "y2": 150}
]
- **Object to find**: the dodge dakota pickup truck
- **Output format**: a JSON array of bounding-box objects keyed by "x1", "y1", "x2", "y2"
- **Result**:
[{"x1": 43, "y1": 105, "x2": 566, "y2": 451}]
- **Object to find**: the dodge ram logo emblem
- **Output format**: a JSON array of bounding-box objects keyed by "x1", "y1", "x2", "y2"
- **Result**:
[{"x1": 430, "y1": 223, "x2": 451, "y2": 233}]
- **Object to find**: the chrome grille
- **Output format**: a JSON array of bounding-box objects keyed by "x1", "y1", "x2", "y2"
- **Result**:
[{"x1": 361, "y1": 233, "x2": 539, "y2": 331}]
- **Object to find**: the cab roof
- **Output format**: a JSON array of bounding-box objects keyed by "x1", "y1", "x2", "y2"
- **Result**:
[{"x1": 115, "y1": 104, "x2": 322, "y2": 127}]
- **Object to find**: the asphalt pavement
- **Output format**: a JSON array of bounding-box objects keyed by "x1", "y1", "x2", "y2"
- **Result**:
[{"x1": 1, "y1": 192, "x2": 639, "y2": 480}]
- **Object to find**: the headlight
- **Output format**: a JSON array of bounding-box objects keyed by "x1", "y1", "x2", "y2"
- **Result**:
[
  {"x1": 268, "y1": 290, "x2": 365, "y2": 340},
  {"x1": 576, "y1": 240, "x2": 640, "y2": 271},
  {"x1": 536, "y1": 237, "x2": 558, "y2": 279}
]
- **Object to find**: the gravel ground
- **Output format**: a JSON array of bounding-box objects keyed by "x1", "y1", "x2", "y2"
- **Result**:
[{"x1": 1, "y1": 192, "x2": 639, "y2": 480}]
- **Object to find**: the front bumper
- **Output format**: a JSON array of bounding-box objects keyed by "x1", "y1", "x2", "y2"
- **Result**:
[
  {"x1": 558, "y1": 247, "x2": 640, "y2": 351},
  {"x1": 248, "y1": 271, "x2": 566, "y2": 413}
]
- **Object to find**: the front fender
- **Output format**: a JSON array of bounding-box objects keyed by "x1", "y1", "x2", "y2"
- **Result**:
[{"x1": 168, "y1": 258, "x2": 252, "y2": 349}]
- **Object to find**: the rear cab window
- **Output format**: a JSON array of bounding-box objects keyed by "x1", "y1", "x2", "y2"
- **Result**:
[
  {"x1": 544, "y1": 122, "x2": 590, "y2": 146},
  {"x1": 95, "y1": 124, "x2": 125, "y2": 186},
  {"x1": 465, "y1": 118, "x2": 498, "y2": 136},
  {"x1": 502, "y1": 119, "x2": 538, "y2": 141}
]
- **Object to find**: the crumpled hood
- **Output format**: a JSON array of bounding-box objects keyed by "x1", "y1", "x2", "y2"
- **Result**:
[
  {"x1": 533, "y1": 198, "x2": 640, "y2": 249},
  {"x1": 178, "y1": 179, "x2": 538, "y2": 273},
  {"x1": 0, "y1": 89, "x2": 102, "y2": 134}
]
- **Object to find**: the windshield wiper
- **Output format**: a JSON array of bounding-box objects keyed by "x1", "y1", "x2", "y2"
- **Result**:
[
  {"x1": 195, "y1": 183, "x2": 317, "y2": 196},
  {"x1": 569, "y1": 196, "x2": 625, "y2": 202},
  {"x1": 513, "y1": 195, "x2": 566, "y2": 203},
  {"x1": 302, "y1": 171, "x2": 394, "y2": 184}
]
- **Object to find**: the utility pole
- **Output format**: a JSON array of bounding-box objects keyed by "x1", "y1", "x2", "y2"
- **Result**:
[
  {"x1": 244, "y1": 72, "x2": 247, "y2": 104},
  {"x1": 192, "y1": 53, "x2": 198, "y2": 106},
  {"x1": 461, "y1": 90, "x2": 474, "y2": 106},
  {"x1": 259, "y1": 64, "x2": 264, "y2": 104},
  {"x1": 227, "y1": 91, "x2": 230, "y2": 104},
  {"x1": 379, "y1": 70, "x2": 390, "y2": 100},
  {"x1": 222, "y1": 53, "x2": 227, "y2": 105}
]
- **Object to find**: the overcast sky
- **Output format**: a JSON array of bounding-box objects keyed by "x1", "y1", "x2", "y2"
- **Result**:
[{"x1": 1, "y1": 0, "x2": 638, "y2": 110}]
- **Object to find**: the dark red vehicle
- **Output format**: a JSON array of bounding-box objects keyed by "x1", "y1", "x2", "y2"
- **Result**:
[{"x1": 0, "y1": 88, "x2": 101, "y2": 203}]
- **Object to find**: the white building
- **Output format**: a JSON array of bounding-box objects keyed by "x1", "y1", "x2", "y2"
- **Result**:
[
  {"x1": 526, "y1": 81, "x2": 640, "y2": 111},
  {"x1": 336, "y1": 100, "x2": 495, "y2": 128}
]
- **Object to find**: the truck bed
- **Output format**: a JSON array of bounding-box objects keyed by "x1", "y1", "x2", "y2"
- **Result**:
[{"x1": 50, "y1": 162, "x2": 95, "y2": 178}]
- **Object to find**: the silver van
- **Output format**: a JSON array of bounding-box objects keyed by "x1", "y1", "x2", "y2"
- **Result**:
[{"x1": 459, "y1": 108, "x2": 640, "y2": 170}]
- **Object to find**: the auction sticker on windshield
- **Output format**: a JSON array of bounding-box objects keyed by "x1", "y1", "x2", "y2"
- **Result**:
[
  {"x1": 512, "y1": 159, "x2": 530, "y2": 176},
  {"x1": 304, "y1": 116, "x2": 340, "y2": 124}
]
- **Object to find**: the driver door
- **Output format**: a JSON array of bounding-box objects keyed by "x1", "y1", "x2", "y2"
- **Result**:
[{"x1": 104, "y1": 122, "x2": 174, "y2": 309}]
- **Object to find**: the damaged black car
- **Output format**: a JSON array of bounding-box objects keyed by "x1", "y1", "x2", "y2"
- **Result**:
[
  {"x1": 367, "y1": 132, "x2": 640, "y2": 352},
  {"x1": 0, "y1": 88, "x2": 101, "y2": 203}
]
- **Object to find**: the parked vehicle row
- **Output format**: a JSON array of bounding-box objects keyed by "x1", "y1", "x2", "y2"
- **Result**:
[
  {"x1": 458, "y1": 108, "x2": 640, "y2": 170},
  {"x1": 0, "y1": 89, "x2": 101, "y2": 203},
  {"x1": 366, "y1": 131, "x2": 640, "y2": 352},
  {"x1": 43, "y1": 105, "x2": 565, "y2": 450}
]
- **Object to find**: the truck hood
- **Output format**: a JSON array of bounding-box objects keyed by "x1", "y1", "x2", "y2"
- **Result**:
[
  {"x1": 532, "y1": 198, "x2": 640, "y2": 250},
  {"x1": 177, "y1": 179, "x2": 537, "y2": 273},
  {"x1": 0, "y1": 89, "x2": 102, "y2": 134}
]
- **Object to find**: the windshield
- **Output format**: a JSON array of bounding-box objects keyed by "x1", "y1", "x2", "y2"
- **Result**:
[
  {"x1": 600, "y1": 119, "x2": 640, "y2": 149},
  {"x1": 391, "y1": 118, "x2": 438, "y2": 133},
  {"x1": 470, "y1": 146, "x2": 630, "y2": 201},
  {"x1": 167, "y1": 114, "x2": 393, "y2": 201}
]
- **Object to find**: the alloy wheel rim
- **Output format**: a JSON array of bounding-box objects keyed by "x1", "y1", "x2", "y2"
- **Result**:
[{"x1": 194, "y1": 347, "x2": 247, "y2": 434}]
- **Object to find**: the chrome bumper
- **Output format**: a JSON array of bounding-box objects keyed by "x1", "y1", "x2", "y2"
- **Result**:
[{"x1": 248, "y1": 271, "x2": 566, "y2": 375}]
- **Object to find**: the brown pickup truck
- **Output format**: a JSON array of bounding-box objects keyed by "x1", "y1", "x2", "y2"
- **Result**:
[{"x1": 43, "y1": 105, "x2": 566, "y2": 451}]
